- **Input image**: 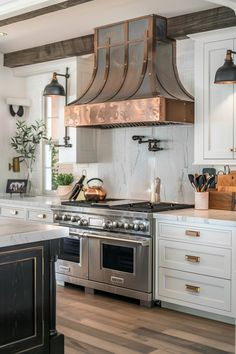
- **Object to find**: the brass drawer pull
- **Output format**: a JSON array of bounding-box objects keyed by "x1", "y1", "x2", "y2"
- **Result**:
[
  {"x1": 37, "y1": 214, "x2": 46, "y2": 219},
  {"x1": 58, "y1": 265, "x2": 70, "y2": 273},
  {"x1": 185, "y1": 284, "x2": 200, "y2": 293},
  {"x1": 185, "y1": 230, "x2": 200, "y2": 237},
  {"x1": 185, "y1": 255, "x2": 200, "y2": 263},
  {"x1": 230, "y1": 148, "x2": 236, "y2": 152},
  {"x1": 10, "y1": 210, "x2": 18, "y2": 215}
]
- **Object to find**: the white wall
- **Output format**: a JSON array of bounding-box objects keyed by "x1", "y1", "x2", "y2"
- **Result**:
[{"x1": 0, "y1": 53, "x2": 27, "y2": 192}]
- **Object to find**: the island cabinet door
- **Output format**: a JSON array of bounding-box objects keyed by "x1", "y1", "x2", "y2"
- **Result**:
[{"x1": 0, "y1": 245, "x2": 47, "y2": 354}]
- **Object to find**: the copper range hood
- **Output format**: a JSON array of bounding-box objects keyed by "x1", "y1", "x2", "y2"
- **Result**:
[{"x1": 65, "y1": 15, "x2": 194, "y2": 128}]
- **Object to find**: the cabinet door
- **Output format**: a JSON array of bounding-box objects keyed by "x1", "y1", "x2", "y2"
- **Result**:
[
  {"x1": 0, "y1": 246, "x2": 45, "y2": 354},
  {"x1": 203, "y1": 39, "x2": 234, "y2": 159}
]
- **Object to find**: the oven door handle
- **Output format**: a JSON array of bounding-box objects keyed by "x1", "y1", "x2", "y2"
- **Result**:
[{"x1": 83, "y1": 232, "x2": 150, "y2": 246}]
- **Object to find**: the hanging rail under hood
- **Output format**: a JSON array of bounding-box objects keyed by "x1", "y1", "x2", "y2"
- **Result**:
[{"x1": 65, "y1": 15, "x2": 194, "y2": 128}]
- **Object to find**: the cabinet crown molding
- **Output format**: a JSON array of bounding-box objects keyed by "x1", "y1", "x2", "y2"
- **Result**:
[{"x1": 189, "y1": 26, "x2": 236, "y2": 42}]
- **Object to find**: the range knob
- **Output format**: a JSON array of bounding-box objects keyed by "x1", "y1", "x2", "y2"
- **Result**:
[
  {"x1": 62, "y1": 214, "x2": 70, "y2": 221},
  {"x1": 71, "y1": 215, "x2": 80, "y2": 222},
  {"x1": 112, "y1": 221, "x2": 118, "y2": 228},
  {"x1": 129, "y1": 223, "x2": 134, "y2": 230},
  {"x1": 117, "y1": 221, "x2": 124, "y2": 228},
  {"x1": 139, "y1": 223, "x2": 146, "y2": 232},
  {"x1": 103, "y1": 220, "x2": 113, "y2": 229},
  {"x1": 79, "y1": 218, "x2": 88, "y2": 227},
  {"x1": 124, "y1": 222, "x2": 129, "y2": 230},
  {"x1": 54, "y1": 214, "x2": 62, "y2": 221}
]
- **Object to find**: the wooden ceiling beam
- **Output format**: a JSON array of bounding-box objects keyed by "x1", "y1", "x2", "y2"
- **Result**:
[
  {"x1": 167, "y1": 6, "x2": 236, "y2": 39},
  {"x1": 4, "y1": 6, "x2": 236, "y2": 67},
  {"x1": 4, "y1": 34, "x2": 94, "y2": 67},
  {"x1": 0, "y1": 0, "x2": 93, "y2": 27}
]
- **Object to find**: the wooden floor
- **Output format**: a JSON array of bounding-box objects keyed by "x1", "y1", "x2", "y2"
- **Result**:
[{"x1": 57, "y1": 285, "x2": 235, "y2": 354}]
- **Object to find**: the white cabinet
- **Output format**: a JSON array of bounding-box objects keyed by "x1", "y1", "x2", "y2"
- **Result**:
[
  {"x1": 155, "y1": 219, "x2": 234, "y2": 318},
  {"x1": 0, "y1": 206, "x2": 26, "y2": 219},
  {"x1": 0, "y1": 203, "x2": 53, "y2": 224},
  {"x1": 27, "y1": 209, "x2": 53, "y2": 223},
  {"x1": 192, "y1": 28, "x2": 236, "y2": 164}
]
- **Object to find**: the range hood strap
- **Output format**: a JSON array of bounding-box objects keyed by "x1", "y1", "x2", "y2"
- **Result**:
[
  {"x1": 80, "y1": 36, "x2": 111, "y2": 105},
  {"x1": 125, "y1": 29, "x2": 149, "y2": 100},
  {"x1": 105, "y1": 22, "x2": 129, "y2": 102}
]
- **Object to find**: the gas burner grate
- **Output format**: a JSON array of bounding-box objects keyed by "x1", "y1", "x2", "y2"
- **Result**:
[
  {"x1": 61, "y1": 199, "x2": 121, "y2": 208},
  {"x1": 110, "y1": 202, "x2": 194, "y2": 213}
]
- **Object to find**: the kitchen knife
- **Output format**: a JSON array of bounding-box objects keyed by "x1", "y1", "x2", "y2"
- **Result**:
[
  {"x1": 69, "y1": 174, "x2": 86, "y2": 201},
  {"x1": 202, "y1": 168, "x2": 216, "y2": 188}
]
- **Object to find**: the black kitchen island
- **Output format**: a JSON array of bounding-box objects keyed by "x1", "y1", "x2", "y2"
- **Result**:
[{"x1": 0, "y1": 219, "x2": 68, "y2": 354}]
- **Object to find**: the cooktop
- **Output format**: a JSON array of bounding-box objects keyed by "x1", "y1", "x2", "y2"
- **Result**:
[{"x1": 61, "y1": 199, "x2": 193, "y2": 213}]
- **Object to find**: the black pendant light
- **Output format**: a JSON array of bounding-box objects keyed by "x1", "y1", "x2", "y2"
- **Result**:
[
  {"x1": 215, "y1": 50, "x2": 236, "y2": 84},
  {"x1": 43, "y1": 72, "x2": 66, "y2": 97},
  {"x1": 43, "y1": 67, "x2": 72, "y2": 148}
]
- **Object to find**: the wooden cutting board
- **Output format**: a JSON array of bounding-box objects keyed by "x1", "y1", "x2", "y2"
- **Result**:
[{"x1": 217, "y1": 172, "x2": 236, "y2": 192}]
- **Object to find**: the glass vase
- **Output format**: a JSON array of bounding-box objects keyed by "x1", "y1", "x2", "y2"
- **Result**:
[{"x1": 26, "y1": 167, "x2": 33, "y2": 196}]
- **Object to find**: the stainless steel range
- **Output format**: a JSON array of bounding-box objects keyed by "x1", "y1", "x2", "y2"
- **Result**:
[{"x1": 52, "y1": 200, "x2": 193, "y2": 307}]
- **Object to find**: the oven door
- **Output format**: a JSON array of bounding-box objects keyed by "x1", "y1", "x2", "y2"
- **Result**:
[
  {"x1": 56, "y1": 231, "x2": 88, "y2": 279},
  {"x1": 86, "y1": 231, "x2": 152, "y2": 292}
]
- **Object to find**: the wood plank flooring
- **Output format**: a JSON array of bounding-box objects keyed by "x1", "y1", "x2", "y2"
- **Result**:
[{"x1": 56, "y1": 285, "x2": 235, "y2": 354}]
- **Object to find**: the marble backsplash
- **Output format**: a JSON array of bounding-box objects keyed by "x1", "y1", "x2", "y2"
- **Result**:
[{"x1": 74, "y1": 124, "x2": 197, "y2": 204}]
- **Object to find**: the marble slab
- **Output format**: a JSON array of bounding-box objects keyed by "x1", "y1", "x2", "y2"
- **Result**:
[
  {"x1": 154, "y1": 208, "x2": 236, "y2": 227},
  {"x1": 0, "y1": 219, "x2": 68, "y2": 248}
]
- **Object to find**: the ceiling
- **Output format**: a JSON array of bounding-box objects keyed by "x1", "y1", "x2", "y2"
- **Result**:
[
  {"x1": 0, "y1": 0, "x2": 224, "y2": 53},
  {"x1": 0, "y1": 0, "x2": 65, "y2": 19}
]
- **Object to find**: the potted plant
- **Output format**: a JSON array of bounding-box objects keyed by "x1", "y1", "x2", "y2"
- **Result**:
[
  {"x1": 55, "y1": 173, "x2": 74, "y2": 200},
  {"x1": 10, "y1": 119, "x2": 48, "y2": 194}
]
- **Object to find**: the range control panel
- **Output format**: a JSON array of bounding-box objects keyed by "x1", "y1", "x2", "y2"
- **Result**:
[{"x1": 53, "y1": 211, "x2": 150, "y2": 236}]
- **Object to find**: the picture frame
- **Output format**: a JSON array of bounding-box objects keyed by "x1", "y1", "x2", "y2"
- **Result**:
[{"x1": 6, "y1": 179, "x2": 28, "y2": 194}]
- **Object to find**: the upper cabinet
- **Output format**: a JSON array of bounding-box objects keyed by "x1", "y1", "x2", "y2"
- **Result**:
[{"x1": 192, "y1": 28, "x2": 236, "y2": 165}]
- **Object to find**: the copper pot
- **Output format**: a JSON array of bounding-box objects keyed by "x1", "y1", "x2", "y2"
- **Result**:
[{"x1": 83, "y1": 178, "x2": 107, "y2": 201}]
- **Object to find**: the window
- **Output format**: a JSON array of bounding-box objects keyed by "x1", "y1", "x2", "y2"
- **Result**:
[{"x1": 43, "y1": 96, "x2": 60, "y2": 192}]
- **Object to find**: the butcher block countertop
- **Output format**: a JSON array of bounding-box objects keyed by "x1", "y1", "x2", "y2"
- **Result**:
[
  {"x1": 154, "y1": 208, "x2": 236, "y2": 227},
  {"x1": 0, "y1": 218, "x2": 68, "y2": 248}
]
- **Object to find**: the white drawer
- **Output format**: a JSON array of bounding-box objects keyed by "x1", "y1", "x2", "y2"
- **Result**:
[
  {"x1": 159, "y1": 240, "x2": 231, "y2": 279},
  {"x1": 158, "y1": 222, "x2": 232, "y2": 247},
  {"x1": 1, "y1": 206, "x2": 25, "y2": 219},
  {"x1": 159, "y1": 268, "x2": 231, "y2": 312},
  {"x1": 28, "y1": 209, "x2": 53, "y2": 223}
]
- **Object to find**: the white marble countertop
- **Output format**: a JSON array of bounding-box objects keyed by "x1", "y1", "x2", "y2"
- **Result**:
[
  {"x1": 0, "y1": 194, "x2": 61, "y2": 209},
  {"x1": 154, "y1": 208, "x2": 236, "y2": 227},
  {"x1": 0, "y1": 218, "x2": 68, "y2": 248}
]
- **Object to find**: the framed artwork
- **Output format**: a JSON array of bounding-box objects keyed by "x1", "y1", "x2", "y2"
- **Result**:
[{"x1": 6, "y1": 179, "x2": 28, "y2": 194}]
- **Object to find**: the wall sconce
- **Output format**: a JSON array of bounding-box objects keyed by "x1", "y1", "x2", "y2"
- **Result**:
[
  {"x1": 9, "y1": 157, "x2": 21, "y2": 172},
  {"x1": 43, "y1": 67, "x2": 72, "y2": 148},
  {"x1": 215, "y1": 50, "x2": 236, "y2": 84}
]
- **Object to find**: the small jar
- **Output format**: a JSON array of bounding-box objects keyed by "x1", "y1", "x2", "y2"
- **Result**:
[{"x1": 195, "y1": 192, "x2": 209, "y2": 210}]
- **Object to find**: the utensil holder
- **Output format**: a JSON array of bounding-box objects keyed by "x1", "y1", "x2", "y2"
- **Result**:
[{"x1": 195, "y1": 192, "x2": 209, "y2": 210}]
